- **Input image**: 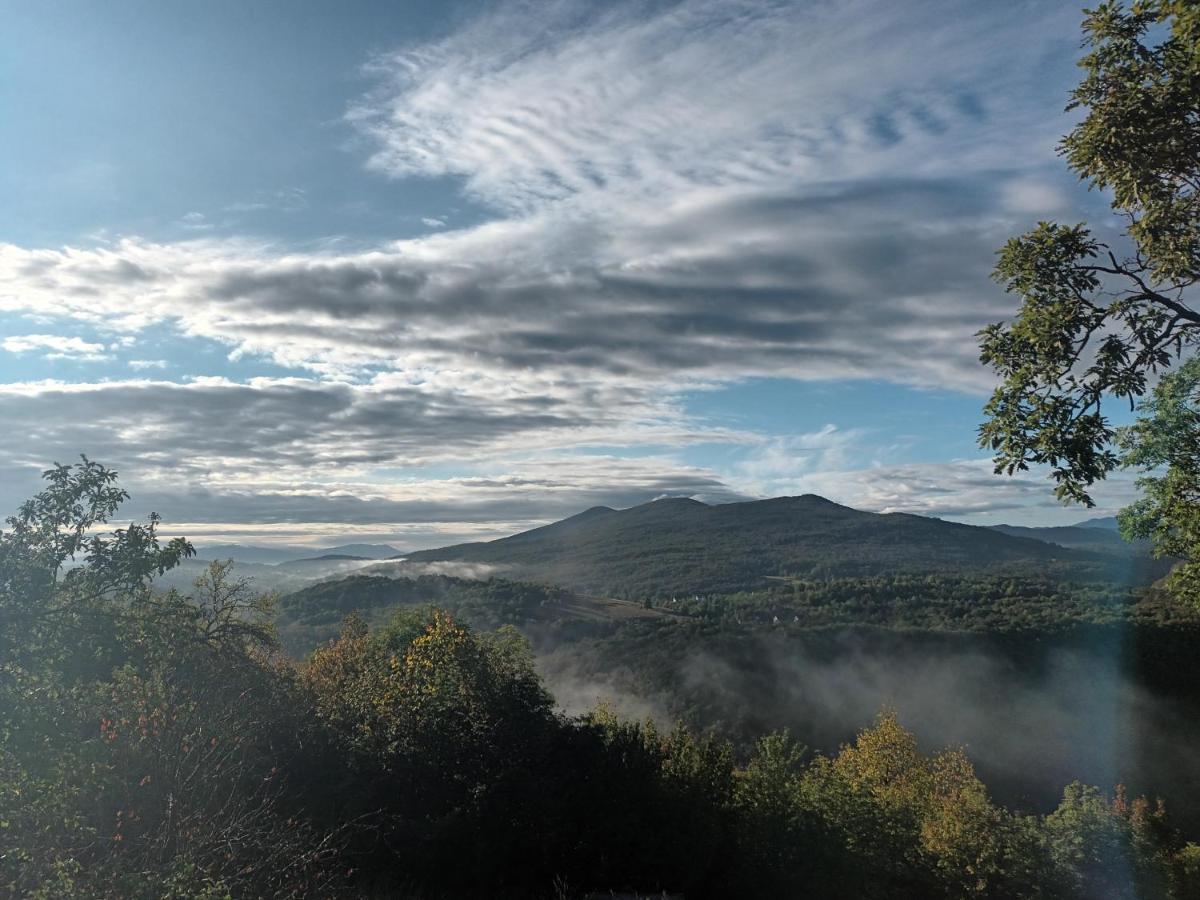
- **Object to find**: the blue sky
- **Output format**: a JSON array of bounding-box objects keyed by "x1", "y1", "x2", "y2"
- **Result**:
[
  {"x1": 0, "y1": 0, "x2": 1139, "y2": 548},
  {"x1": 1, "y1": 1, "x2": 492, "y2": 247}
]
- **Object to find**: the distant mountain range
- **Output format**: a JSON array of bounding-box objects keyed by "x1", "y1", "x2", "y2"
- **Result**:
[
  {"x1": 160, "y1": 500, "x2": 1165, "y2": 604},
  {"x1": 990, "y1": 521, "x2": 1171, "y2": 584},
  {"x1": 1071, "y1": 515, "x2": 1121, "y2": 531},
  {"x1": 401, "y1": 495, "x2": 1148, "y2": 598},
  {"x1": 991, "y1": 523, "x2": 1131, "y2": 552},
  {"x1": 144, "y1": 543, "x2": 403, "y2": 594},
  {"x1": 192, "y1": 543, "x2": 401, "y2": 565}
]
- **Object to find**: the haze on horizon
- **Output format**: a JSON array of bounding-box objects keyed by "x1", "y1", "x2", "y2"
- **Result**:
[{"x1": 0, "y1": 0, "x2": 1134, "y2": 549}]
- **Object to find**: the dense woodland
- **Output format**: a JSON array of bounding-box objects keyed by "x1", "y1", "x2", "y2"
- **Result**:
[
  {"x1": 6, "y1": 463, "x2": 1200, "y2": 898},
  {"x1": 276, "y1": 573, "x2": 568, "y2": 655},
  {"x1": 276, "y1": 568, "x2": 1200, "y2": 655}
]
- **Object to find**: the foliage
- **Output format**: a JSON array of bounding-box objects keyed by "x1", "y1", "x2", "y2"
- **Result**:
[
  {"x1": 979, "y1": 1, "x2": 1200, "y2": 510},
  {"x1": 665, "y1": 572, "x2": 1192, "y2": 631},
  {"x1": 0, "y1": 456, "x2": 192, "y2": 669},
  {"x1": 1119, "y1": 356, "x2": 1200, "y2": 604},
  {"x1": 0, "y1": 462, "x2": 343, "y2": 898},
  {"x1": 1044, "y1": 782, "x2": 1174, "y2": 898},
  {"x1": 277, "y1": 573, "x2": 568, "y2": 655}
]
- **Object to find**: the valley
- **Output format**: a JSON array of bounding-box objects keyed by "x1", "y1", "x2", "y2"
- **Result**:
[{"x1": 263, "y1": 494, "x2": 1200, "y2": 836}]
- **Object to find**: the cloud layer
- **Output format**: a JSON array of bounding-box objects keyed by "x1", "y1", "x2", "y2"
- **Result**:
[{"x1": 0, "y1": 0, "x2": 1099, "y2": 539}]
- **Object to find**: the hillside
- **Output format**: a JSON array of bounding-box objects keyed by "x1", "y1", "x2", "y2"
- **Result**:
[
  {"x1": 275, "y1": 572, "x2": 675, "y2": 655},
  {"x1": 991, "y1": 523, "x2": 1132, "y2": 551},
  {"x1": 1073, "y1": 516, "x2": 1121, "y2": 531},
  {"x1": 401, "y1": 495, "x2": 1126, "y2": 598},
  {"x1": 990, "y1": 524, "x2": 1174, "y2": 584}
]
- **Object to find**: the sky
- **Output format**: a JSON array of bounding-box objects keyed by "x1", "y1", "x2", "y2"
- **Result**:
[{"x1": 0, "y1": 0, "x2": 1141, "y2": 550}]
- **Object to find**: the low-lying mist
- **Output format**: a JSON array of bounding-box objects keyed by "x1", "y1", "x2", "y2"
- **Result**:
[
  {"x1": 537, "y1": 624, "x2": 1200, "y2": 825},
  {"x1": 152, "y1": 556, "x2": 508, "y2": 595},
  {"x1": 357, "y1": 560, "x2": 511, "y2": 581}
]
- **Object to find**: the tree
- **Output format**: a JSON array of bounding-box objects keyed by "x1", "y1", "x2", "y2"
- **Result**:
[
  {"x1": 1117, "y1": 356, "x2": 1200, "y2": 602},
  {"x1": 1044, "y1": 783, "x2": 1172, "y2": 899},
  {"x1": 0, "y1": 461, "x2": 344, "y2": 898},
  {"x1": 978, "y1": 2, "x2": 1200, "y2": 522},
  {"x1": 0, "y1": 456, "x2": 192, "y2": 667},
  {"x1": 302, "y1": 607, "x2": 558, "y2": 890}
]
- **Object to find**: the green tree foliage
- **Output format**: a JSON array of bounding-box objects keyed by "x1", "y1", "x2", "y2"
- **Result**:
[
  {"x1": 0, "y1": 461, "x2": 341, "y2": 898},
  {"x1": 979, "y1": 2, "x2": 1200, "y2": 535},
  {"x1": 666, "y1": 572, "x2": 1188, "y2": 631},
  {"x1": 276, "y1": 573, "x2": 568, "y2": 654},
  {"x1": 1044, "y1": 782, "x2": 1173, "y2": 898},
  {"x1": 1119, "y1": 356, "x2": 1200, "y2": 603},
  {"x1": 302, "y1": 607, "x2": 558, "y2": 889},
  {"x1": 0, "y1": 457, "x2": 191, "y2": 668}
]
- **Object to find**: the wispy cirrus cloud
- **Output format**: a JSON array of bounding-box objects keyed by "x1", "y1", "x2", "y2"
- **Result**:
[
  {"x1": 222, "y1": 187, "x2": 308, "y2": 215},
  {"x1": 351, "y1": 0, "x2": 1076, "y2": 215}
]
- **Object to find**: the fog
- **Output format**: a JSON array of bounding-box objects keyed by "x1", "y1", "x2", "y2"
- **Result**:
[
  {"x1": 539, "y1": 626, "x2": 1200, "y2": 823},
  {"x1": 151, "y1": 555, "x2": 508, "y2": 595},
  {"x1": 357, "y1": 559, "x2": 511, "y2": 581}
]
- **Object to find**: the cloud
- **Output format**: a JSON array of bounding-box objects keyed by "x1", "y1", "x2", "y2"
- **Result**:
[
  {"x1": 223, "y1": 187, "x2": 308, "y2": 214},
  {"x1": 767, "y1": 458, "x2": 1141, "y2": 522},
  {"x1": 128, "y1": 359, "x2": 168, "y2": 370},
  {"x1": 0, "y1": 2, "x2": 1086, "y2": 396},
  {"x1": 0, "y1": 176, "x2": 1030, "y2": 391},
  {"x1": 420, "y1": 217, "x2": 446, "y2": 228},
  {"x1": 178, "y1": 211, "x2": 212, "y2": 231},
  {"x1": 0, "y1": 0, "x2": 1099, "y2": 537},
  {"x1": 351, "y1": 0, "x2": 1076, "y2": 215},
  {"x1": 0, "y1": 375, "x2": 751, "y2": 508},
  {"x1": 1, "y1": 333, "x2": 110, "y2": 362},
  {"x1": 1000, "y1": 178, "x2": 1071, "y2": 216},
  {"x1": 0, "y1": 387, "x2": 1119, "y2": 548},
  {"x1": 733, "y1": 425, "x2": 865, "y2": 494},
  {"x1": 0, "y1": 418, "x2": 749, "y2": 548},
  {"x1": 723, "y1": 425, "x2": 1142, "y2": 524}
]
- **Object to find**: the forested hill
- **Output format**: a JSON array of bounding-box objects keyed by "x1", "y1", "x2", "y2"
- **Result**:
[
  {"x1": 402, "y1": 494, "x2": 1128, "y2": 598},
  {"x1": 989, "y1": 523, "x2": 1173, "y2": 584}
]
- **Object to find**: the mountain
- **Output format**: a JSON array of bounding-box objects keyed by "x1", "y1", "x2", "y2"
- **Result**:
[
  {"x1": 306, "y1": 544, "x2": 403, "y2": 560},
  {"x1": 991, "y1": 523, "x2": 1174, "y2": 584},
  {"x1": 1072, "y1": 516, "x2": 1121, "y2": 531},
  {"x1": 193, "y1": 542, "x2": 401, "y2": 565},
  {"x1": 191, "y1": 544, "x2": 303, "y2": 565},
  {"x1": 150, "y1": 551, "x2": 397, "y2": 594},
  {"x1": 991, "y1": 523, "x2": 1133, "y2": 552},
  {"x1": 291, "y1": 553, "x2": 370, "y2": 561},
  {"x1": 402, "y1": 495, "x2": 1125, "y2": 598}
]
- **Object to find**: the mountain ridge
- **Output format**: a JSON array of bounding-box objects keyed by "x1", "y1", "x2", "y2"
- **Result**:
[
  {"x1": 402, "y1": 494, "x2": 1126, "y2": 598},
  {"x1": 194, "y1": 542, "x2": 402, "y2": 565}
]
